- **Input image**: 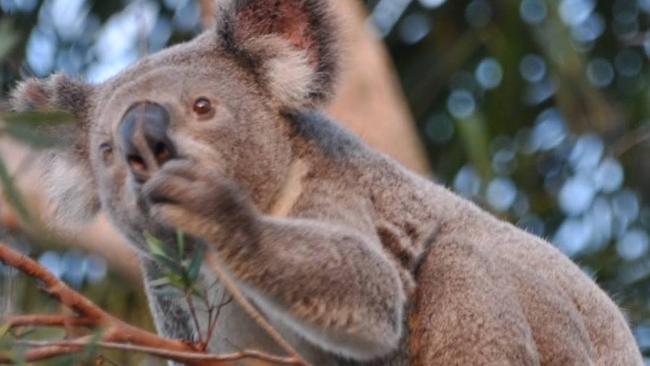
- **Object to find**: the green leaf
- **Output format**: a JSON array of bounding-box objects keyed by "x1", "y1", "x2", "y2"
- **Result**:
[
  {"x1": 11, "y1": 327, "x2": 34, "y2": 339},
  {"x1": 2, "y1": 124, "x2": 64, "y2": 149},
  {"x1": 165, "y1": 273, "x2": 187, "y2": 289},
  {"x1": 176, "y1": 230, "x2": 186, "y2": 260},
  {"x1": 0, "y1": 156, "x2": 31, "y2": 223},
  {"x1": 0, "y1": 323, "x2": 10, "y2": 340},
  {"x1": 187, "y1": 247, "x2": 204, "y2": 284},
  {"x1": 2, "y1": 111, "x2": 75, "y2": 127},
  {"x1": 145, "y1": 231, "x2": 186, "y2": 277},
  {"x1": 152, "y1": 252, "x2": 185, "y2": 277},
  {"x1": 144, "y1": 231, "x2": 170, "y2": 259},
  {"x1": 145, "y1": 231, "x2": 179, "y2": 258},
  {"x1": 149, "y1": 277, "x2": 171, "y2": 288},
  {"x1": 1, "y1": 111, "x2": 76, "y2": 149}
]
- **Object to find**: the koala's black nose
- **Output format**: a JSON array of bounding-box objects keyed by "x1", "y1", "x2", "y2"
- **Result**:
[{"x1": 119, "y1": 102, "x2": 176, "y2": 182}]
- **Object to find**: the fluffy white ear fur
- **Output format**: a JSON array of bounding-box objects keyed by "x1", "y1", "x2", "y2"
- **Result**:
[
  {"x1": 41, "y1": 152, "x2": 100, "y2": 228},
  {"x1": 10, "y1": 74, "x2": 94, "y2": 117},
  {"x1": 10, "y1": 74, "x2": 98, "y2": 227},
  {"x1": 215, "y1": 0, "x2": 338, "y2": 109},
  {"x1": 244, "y1": 36, "x2": 316, "y2": 108}
]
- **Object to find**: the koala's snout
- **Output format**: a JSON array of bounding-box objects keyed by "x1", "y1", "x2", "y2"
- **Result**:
[{"x1": 119, "y1": 101, "x2": 177, "y2": 182}]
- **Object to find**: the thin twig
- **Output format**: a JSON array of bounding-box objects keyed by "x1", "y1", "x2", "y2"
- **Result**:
[
  {"x1": 205, "y1": 292, "x2": 232, "y2": 347},
  {"x1": 5, "y1": 314, "x2": 94, "y2": 328},
  {"x1": 205, "y1": 251, "x2": 309, "y2": 366},
  {"x1": 0, "y1": 343, "x2": 84, "y2": 363},
  {"x1": 2, "y1": 340, "x2": 303, "y2": 365},
  {"x1": 185, "y1": 291, "x2": 205, "y2": 345},
  {"x1": 0, "y1": 243, "x2": 304, "y2": 366}
]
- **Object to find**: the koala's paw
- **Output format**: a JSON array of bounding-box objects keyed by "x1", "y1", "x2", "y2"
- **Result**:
[{"x1": 142, "y1": 159, "x2": 258, "y2": 240}]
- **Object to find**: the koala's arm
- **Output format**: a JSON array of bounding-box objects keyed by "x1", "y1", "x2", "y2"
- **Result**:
[
  {"x1": 236, "y1": 217, "x2": 405, "y2": 358},
  {"x1": 143, "y1": 161, "x2": 406, "y2": 361}
]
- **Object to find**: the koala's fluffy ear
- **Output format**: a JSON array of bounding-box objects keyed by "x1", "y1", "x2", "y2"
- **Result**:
[
  {"x1": 216, "y1": 0, "x2": 338, "y2": 109},
  {"x1": 10, "y1": 73, "x2": 94, "y2": 117},
  {"x1": 10, "y1": 74, "x2": 100, "y2": 226}
]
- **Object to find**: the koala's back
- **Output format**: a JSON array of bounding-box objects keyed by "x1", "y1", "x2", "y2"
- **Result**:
[
  {"x1": 274, "y1": 112, "x2": 643, "y2": 365},
  {"x1": 274, "y1": 111, "x2": 641, "y2": 365},
  {"x1": 408, "y1": 200, "x2": 641, "y2": 365}
]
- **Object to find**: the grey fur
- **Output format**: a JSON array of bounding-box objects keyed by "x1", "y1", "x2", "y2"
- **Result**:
[{"x1": 9, "y1": 0, "x2": 643, "y2": 365}]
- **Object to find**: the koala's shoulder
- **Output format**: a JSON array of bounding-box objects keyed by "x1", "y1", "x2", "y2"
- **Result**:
[{"x1": 286, "y1": 111, "x2": 365, "y2": 160}]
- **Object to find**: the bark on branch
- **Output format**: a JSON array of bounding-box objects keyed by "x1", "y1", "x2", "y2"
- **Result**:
[{"x1": 0, "y1": 244, "x2": 306, "y2": 366}]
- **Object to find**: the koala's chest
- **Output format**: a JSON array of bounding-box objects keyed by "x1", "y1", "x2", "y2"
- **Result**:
[
  {"x1": 201, "y1": 281, "x2": 409, "y2": 366},
  {"x1": 198, "y1": 272, "x2": 338, "y2": 366}
]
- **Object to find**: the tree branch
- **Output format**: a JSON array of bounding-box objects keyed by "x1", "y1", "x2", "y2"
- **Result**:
[
  {"x1": 3, "y1": 340, "x2": 303, "y2": 365},
  {"x1": 0, "y1": 244, "x2": 307, "y2": 366},
  {"x1": 5, "y1": 314, "x2": 94, "y2": 328}
]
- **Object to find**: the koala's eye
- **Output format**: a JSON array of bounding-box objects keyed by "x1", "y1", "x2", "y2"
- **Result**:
[
  {"x1": 193, "y1": 97, "x2": 214, "y2": 118},
  {"x1": 99, "y1": 142, "x2": 114, "y2": 164}
]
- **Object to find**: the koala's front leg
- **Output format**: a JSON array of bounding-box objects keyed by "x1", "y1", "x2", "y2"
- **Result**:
[{"x1": 142, "y1": 161, "x2": 406, "y2": 361}]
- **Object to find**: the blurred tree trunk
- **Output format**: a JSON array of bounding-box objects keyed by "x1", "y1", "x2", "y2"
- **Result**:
[
  {"x1": 2, "y1": 0, "x2": 429, "y2": 284},
  {"x1": 326, "y1": 0, "x2": 429, "y2": 174}
]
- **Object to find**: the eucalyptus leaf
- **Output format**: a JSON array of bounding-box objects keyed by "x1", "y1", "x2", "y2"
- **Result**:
[
  {"x1": 165, "y1": 273, "x2": 188, "y2": 290},
  {"x1": 149, "y1": 277, "x2": 171, "y2": 288},
  {"x1": 176, "y1": 230, "x2": 186, "y2": 260},
  {"x1": 144, "y1": 231, "x2": 178, "y2": 259},
  {"x1": 2, "y1": 111, "x2": 75, "y2": 127},
  {"x1": 0, "y1": 323, "x2": 10, "y2": 340},
  {"x1": 187, "y1": 247, "x2": 204, "y2": 283},
  {"x1": 2, "y1": 124, "x2": 64, "y2": 149},
  {"x1": 0, "y1": 156, "x2": 31, "y2": 223},
  {"x1": 152, "y1": 252, "x2": 185, "y2": 277},
  {"x1": 145, "y1": 231, "x2": 170, "y2": 259}
]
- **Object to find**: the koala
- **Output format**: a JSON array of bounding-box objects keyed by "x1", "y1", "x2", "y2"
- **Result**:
[{"x1": 8, "y1": 0, "x2": 644, "y2": 365}]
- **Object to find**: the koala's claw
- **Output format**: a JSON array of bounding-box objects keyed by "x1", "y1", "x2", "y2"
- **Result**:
[
  {"x1": 143, "y1": 174, "x2": 191, "y2": 205},
  {"x1": 142, "y1": 161, "x2": 208, "y2": 212},
  {"x1": 158, "y1": 159, "x2": 200, "y2": 180},
  {"x1": 141, "y1": 160, "x2": 257, "y2": 237}
]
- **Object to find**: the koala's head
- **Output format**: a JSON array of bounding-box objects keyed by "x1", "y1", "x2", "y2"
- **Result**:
[{"x1": 9, "y1": 0, "x2": 337, "y2": 236}]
